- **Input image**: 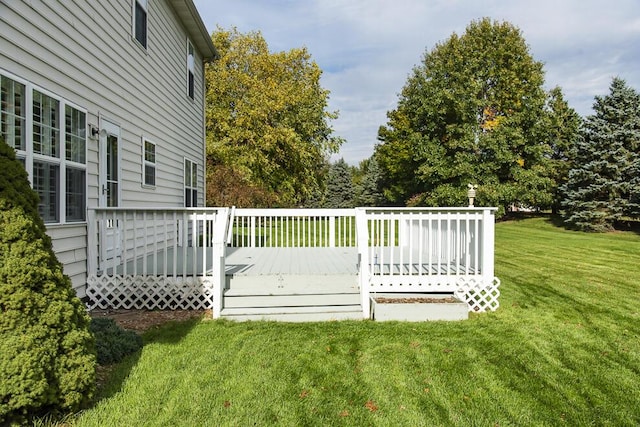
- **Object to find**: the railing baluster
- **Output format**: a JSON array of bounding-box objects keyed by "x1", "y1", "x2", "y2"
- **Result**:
[
  {"x1": 122, "y1": 210, "x2": 128, "y2": 278},
  {"x1": 142, "y1": 211, "x2": 147, "y2": 276},
  {"x1": 132, "y1": 210, "x2": 138, "y2": 277},
  {"x1": 202, "y1": 210, "x2": 208, "y2": 278},
  {"x1": 172, "y1": 211, "x2": 178, "y2": 277}
]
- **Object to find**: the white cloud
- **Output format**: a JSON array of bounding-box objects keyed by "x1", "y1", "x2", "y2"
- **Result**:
[{"x1": 195, "y1": 0, "x2": 640, "y2": 164}]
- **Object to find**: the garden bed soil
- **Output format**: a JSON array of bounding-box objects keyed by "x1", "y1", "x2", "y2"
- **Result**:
[{"x1": 373, "y1": 296, "x2": 460, "y2": 304}]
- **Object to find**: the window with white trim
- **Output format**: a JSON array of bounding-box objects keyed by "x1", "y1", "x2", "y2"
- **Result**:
[
  {"x1": 1, "y1": 71, "x2": 87, "y2": 223},
  {"x1": 133, "y1": 0, "x2": 148, "y2": 49},
  {"x1": 0, "y1": 76, "x2": 26, "y2": 151},
  {"x1": 184, "y1": 158, "x2": 197, "y2": 207},
  {"x1": 187, "y1": 40, "x2": 195, "y2": 99},
  {"x1": 142, "y1": 139, "x2": 156, "y2": 187}
]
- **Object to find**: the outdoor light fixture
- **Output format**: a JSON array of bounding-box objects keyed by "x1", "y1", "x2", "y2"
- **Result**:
[
  {"x1": 89, "y1": 124, "x2": 107, "y2": 139},
  {"x1": 467, "y1": 183, "x2": 478, "y2": 207}
]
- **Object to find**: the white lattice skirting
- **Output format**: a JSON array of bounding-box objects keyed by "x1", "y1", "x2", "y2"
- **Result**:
[
  {"x1": 454, "y1": 276, "x2": 501, "y2": 312},
  {"x1": 86, "y1": 275, "x2": 215, "y2": 310}
]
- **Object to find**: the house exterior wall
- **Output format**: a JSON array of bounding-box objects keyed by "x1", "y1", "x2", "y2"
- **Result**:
[{"x1": 0, "y1": 0, "x2": 213, "y2": 296}]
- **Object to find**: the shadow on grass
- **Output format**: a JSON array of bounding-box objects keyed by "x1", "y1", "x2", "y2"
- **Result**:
[{"x1": 93, "y1": 314, "x2": 203, "y2": 403}]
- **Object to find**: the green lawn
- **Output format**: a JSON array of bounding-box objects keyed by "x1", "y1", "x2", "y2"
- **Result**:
[{"x1": 71, "y1": 217, "x2": 639, "y2": 426}]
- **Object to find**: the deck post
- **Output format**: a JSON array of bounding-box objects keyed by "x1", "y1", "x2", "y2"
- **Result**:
[
  {"x1": 211, "y1": 208, "x2": 229, "y2": 318},
  {"x1": 355, "y1": 208, "x2": 371, "y2": 319},
  {"x1": 481, "y1": 208, "x2": 495, "y2": 281},
  {"x1": 87, "y1": 209, "x2": 98, "y2": 276}
]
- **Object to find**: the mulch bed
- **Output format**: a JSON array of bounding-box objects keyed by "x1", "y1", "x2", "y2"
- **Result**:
[{"x1": 90, "y1": 309, "x2": 210, "y2": 333}]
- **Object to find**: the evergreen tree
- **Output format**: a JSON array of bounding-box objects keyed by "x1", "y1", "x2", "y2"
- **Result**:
[
  {"x1": 544, "y1": 87, "x2": 582, "y2": 214},
  {"x1": 561, "y1": 78, "x2": 640, "y2": 231},
  {"x1": 358, "y1": 156, "x2": 384, "y2": 206},
  {"x1": 324, "y1": 158, "x2": 356, "y2": 208},
  {"x1": 0, "y1": 140, "x2": 96, "y2": 424}
]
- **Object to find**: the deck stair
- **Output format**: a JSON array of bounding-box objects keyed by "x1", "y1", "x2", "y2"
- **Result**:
[{"x1": 220, "y1": 247, "x2": 362, "y2": 321}]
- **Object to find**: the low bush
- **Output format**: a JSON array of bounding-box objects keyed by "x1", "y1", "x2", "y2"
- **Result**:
[
  {"x1": 0, "y1": 139, "x2": 96, "y2": 425},
  {"x1": 90, "y1": 317, "x2": 143, "y2": 365}
]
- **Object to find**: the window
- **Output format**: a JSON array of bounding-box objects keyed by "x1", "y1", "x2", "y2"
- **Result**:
[
  {"x1": 184, "y1": 158, "x2": 197, "y2": 207},
  {"x1": 33, "y1": 161, "x2": 60, "y2": 223},
  {"x1": 143, "y1": 139, "x2": 156, "y2": 187},
  {"x1": 1, "y1": 70, "x2": 87, "y2": 224},
  {"x1": 134, "y1": 0, "x2": 148, "y2": 49},
  {"x1": 66, "y1": 167, "x2": 85, "y2": 221},
  {"x1": 187, "y1": 40, "x2": 195, "y2": 99},
  {"x1": 0, "y1": 75, "x2": 26, "y2": 151}
]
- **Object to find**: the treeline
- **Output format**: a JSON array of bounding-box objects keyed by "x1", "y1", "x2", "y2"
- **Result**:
[{"x1": 205, "y1": 21, "x2": 640, "y2": 232}]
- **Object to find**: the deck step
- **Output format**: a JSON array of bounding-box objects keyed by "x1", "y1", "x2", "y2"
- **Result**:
[
  {"x1": 223, "y1": 292, "x2": 360, "y2": 308},
  {"x1": 225, "y1": 273, "x2": 358, "y2": 292},
  {"x1": 220, "y1": 305, "x2": 364, "y2": 322},
  {"x1": 222, "y1": 272, "x2": 361, "y2": 321}
]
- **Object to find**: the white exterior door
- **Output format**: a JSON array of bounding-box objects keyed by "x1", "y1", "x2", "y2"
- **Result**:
[{"x1": 99, "y1": 119, "x2": 122, "y2": 266}]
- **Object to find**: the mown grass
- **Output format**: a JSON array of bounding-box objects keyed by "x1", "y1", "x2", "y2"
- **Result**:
[{"x1": 68, "y1": 217, "x2": 639, "y2": 426}]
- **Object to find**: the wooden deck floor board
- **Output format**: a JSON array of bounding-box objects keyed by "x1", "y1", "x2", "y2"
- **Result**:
[
  {"x1": 225, "y1": 247, "x2": 358, "y2": 276},
  {"x1": 106, "y1": 246, "x2": 473, "y2": 278}
]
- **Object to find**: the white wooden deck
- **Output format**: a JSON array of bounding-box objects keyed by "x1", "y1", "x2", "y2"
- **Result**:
[
  {"x1": 106, "y1": 247, "x2": 359, "y2": 277},
  {"x1": 106, "y1": 246, "x2": 474, "y2": 279},
  {"x1": 86, "y1": 207, "x2": 500, "y2": 316},
  {"x1": 225, "y1": 247, "x2": 358, "y2": 276}
]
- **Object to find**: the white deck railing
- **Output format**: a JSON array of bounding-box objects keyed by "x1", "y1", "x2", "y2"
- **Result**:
[
  {"x1": 355, "y1": 207, "x2": 499, "y2": 313},
  {"x1": 228, "y1": 208, "x2": 356, "y2": 247},
  {"x1": 86, "y1": 207, "x2": 228, "y2": 314},
  {"x1": 85, "y1": 207, "x2": 499, "y2": 316}
]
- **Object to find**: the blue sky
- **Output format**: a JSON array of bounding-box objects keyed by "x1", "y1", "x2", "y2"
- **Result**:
[{"x1": 193, "y1": 0, "x2": 640, "y2": 164}]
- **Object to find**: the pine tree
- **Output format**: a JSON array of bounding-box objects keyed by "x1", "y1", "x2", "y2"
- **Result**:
[
  {"x1": 324, "y1": 158, "x2": 356, "y2": 208},
  {"x1": 358, "y1": 156, "x2": 384, "y2": 206},
  {"x1": 561, "y1": 78, "x2": 640, "y2": 231},
  {"x1": 544, "y1": 87, "x2": 581, "y2": 214}
]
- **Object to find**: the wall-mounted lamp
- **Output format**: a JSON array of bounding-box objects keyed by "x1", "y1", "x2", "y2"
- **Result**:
[{"x1": 89, "y1": 124, "x2": 107, "y2": 139}]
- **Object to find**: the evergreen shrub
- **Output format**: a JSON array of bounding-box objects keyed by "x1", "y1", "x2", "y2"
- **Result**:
[
  {"x1": 0, "y1": 139, "x2": 96, "y2": 425},
  {"x1": 90, "y1": 317, "x2": 143, "y2": 365}
]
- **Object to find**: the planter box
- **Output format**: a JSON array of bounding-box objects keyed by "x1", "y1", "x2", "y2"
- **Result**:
[{"x1": 371, "y1": 293, "x2": 468, "y2": 322}]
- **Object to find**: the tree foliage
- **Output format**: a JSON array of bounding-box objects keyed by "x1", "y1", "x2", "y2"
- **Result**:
[
  {"x1": 376, "y1": 18, "x2": 553, "y2": 213},
  {"x1": 544, "y1": 87, "x2": 582, "y2": 213},
  {"x1": 324, "y1": 158, "x2": 356, "y2": 208},
  {"x1": 206, "y1": 27, "x2": 341, "y2": 207},
  {"x1": 561, "y1": 78, "x2": 640, "y2": 231},
  {"x1": 357, "y1": 156, "x2": 385, "y2": 206},
  {"x1": 0, "y1": 140, "x2": 95, "y2": 424}
]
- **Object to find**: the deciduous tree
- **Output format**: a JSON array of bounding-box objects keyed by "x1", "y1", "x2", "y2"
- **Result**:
[
  {"x1": 206, "y1": 27, "x2": 342, "y2": 207},
  {"x1": 376, "y1": 18, "x2": 553, "y2": 214}
]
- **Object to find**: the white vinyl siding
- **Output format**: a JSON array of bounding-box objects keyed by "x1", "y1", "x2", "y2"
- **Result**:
[{"x1": 1, "y1": 0, "x2": 209, "y2": 292}]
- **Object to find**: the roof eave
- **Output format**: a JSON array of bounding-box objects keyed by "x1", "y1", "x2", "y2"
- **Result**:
[{"x1": 168, "y1": 0, "x2": 218, "y2": 61}]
